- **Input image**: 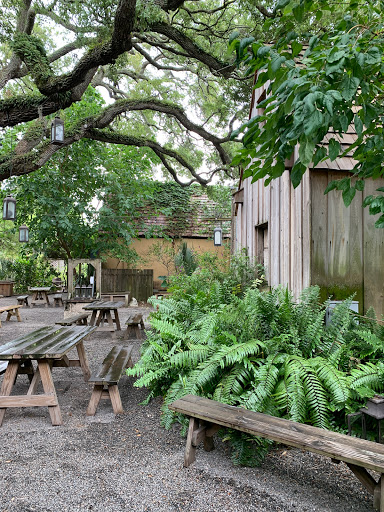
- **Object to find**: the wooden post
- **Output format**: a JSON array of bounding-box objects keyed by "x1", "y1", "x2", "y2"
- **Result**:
[
  {"x1": 38, "y1": 360, "x2": 62, "y2": 426},
  {"x1": 184, "y1": 417, "x2": 199, "y2": 467},
  {"x1": 0, "y1": 360, "x2": 19, "y2": 425}
]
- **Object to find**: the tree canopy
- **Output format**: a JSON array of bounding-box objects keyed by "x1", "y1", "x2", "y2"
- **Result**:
[
  {"x1": 231, "y1": 0, "x2": 384, "y2": 226},
  {"x1": 0, "y1": 0, "x2": 277, "y2": 186}
]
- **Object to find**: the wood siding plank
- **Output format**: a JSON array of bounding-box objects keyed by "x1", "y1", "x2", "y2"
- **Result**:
[{"x1": 363, "y1": 179, "x2": 384, "y2": 316}]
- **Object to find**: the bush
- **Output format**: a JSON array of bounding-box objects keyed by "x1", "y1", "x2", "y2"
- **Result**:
[
  {"x1": 129, "y1": 276, "x2": 384, "y2": 466},
  {"x1": 4, "y1": 256, "x2": 59, "y2": 293}
]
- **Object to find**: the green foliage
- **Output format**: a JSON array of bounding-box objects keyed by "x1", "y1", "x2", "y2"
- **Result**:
[
  {"x1": 230, "y1": 1, "x2": 384, "y2": 224},
  {"x1": 129, "y1": 274, "x2": 384, "y2": 466},
  {"x1": 11, "y1": 33, "x2": 52, "y2": 83},
  {"x1": 1, "y1": 256, "x2": 58, "y2": 293},
  {"x1": 174, "y1": 242, "x2": 197, "y2": 276}
]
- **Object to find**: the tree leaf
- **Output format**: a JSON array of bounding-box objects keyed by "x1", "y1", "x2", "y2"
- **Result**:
[
  {"x1": 328, "y1": 138, "x2": 341, "y2": 161},
  {"x1": 290, "y1": 161, "x2": 306, "y2": 187},
  {"x1": 354, "y1": 114, "x2": 363, "y2": 136},
  {"x1": 341, "y1": 75, "x2": 360, "y2": 101},
  {"x1": 299, "y1": 138, "x2": 315, "y2": 166},
  {"x1": 313, "y1": 146, "x2": 327, "y2": 167},
  {"x1": 342, "y1": 186, "x2": 356, "y2": 207}
]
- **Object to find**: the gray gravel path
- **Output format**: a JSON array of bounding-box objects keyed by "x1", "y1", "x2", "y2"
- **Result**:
[{"x1": 0, "y1": 296, "x2": 377, "y2": 511}]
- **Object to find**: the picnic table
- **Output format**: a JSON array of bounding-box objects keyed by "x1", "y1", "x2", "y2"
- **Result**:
[
  {"x1": 29, "y1": 287, "x2": 52, "y2": 307},
  {"x1": 0, "y1": 324, "x2": 96, "y2": 426},
  {"x1": 82, "y1": 301, "x2": 124, "y2": 333}
]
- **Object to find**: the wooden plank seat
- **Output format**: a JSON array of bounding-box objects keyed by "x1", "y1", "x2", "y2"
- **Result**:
[
  {"x1": 124, "y1": 313, "x2": 145, "y2": 340},
  {"x1": 86, "y1": 345, "x2": 133, "y2": 416},
  {"x1": 53, "y1": 294, "x2": 64, "y2": 307},
  {"x1": 55, "y1": 313, "x2": 89, "y2": 326},
  {"x1": 169, "y1": 394, "x2": 384, "y2": 511},
  {"x1": 16, "y1": 295, "x2": 29, "y2": 307},
  {"x1": 0, "y1": 305, "x2": 22, "y2": 327}
]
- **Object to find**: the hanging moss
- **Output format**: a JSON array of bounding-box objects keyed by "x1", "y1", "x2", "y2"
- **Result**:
[{"x1": 11, "y1": 33, "x2": 53, "y2": 84}]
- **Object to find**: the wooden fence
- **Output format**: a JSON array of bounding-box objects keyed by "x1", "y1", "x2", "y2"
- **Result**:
[{"x1": 101, "y1": 269, "x2": 153, "y2": 302}]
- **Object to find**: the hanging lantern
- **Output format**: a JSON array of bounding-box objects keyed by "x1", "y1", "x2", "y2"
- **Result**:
[
  {"x1": 3, "y1": 195, "x2": 16, "y2": 221},
  {"x1": 213, "y1": 227, "x2": 222, "y2": 246},
  {"x1": 19, "y1": 225, "x2": 29, "y2": 242},
  {"x1": 51, "y1": 117, "x2": 64, "y2": 144}
]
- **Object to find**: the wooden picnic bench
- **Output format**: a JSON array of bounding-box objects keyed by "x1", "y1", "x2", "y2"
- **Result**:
[
  {"x1": 53, "y1": 293, "x2": 64, "y2": 307},
  {"x1": 86, "y1": 345, "x2": 133, "y2": 416},
  {"x1": 55, "y1": 313, "x2": 90, "y2": 326},
  {"x1": 16, "y1": 295, "x2": 29, "y2": 307},
  {"x1": 0, "y1": 305, "x2": 22, "y2": 327},
  {"x1": 169, "y1": 394, "x2": 384, "y2": 511},
  {"x1": 0, "y1": 325, "x2": 96, "y2": 425},
  {"x1": 124, "y1": 313, "x2": 145, "y2": 339}
]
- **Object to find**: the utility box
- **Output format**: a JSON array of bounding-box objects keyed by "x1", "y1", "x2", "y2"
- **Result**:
[{"x1": 325, "y1": 300, "x2": 359, "y2": 326}]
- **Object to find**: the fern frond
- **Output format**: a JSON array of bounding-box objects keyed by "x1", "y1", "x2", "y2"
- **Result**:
[
  {"x1": 169, "y1": 344, "x2": 213, "y2": 368},
  {"x1": 312, "y1": 357, "x2": 349, "y2": 408},
  {"x1": 348, "y1": 362, "x2": 384, "y2": 396},
  {"x1": 213, "y1": 364, "x2": 252, "y2": 403},
  {"x1": 150, "y1": 318, "x2": 184, "y2": 339}
]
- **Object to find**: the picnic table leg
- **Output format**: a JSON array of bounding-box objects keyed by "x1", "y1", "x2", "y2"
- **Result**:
[
  {"x1": 15, "y1": 308, "x2": 21, "y2": 322},
  {"x1": 27, "y1": 365, "x2": 41, "y2": 395},
  {"x1": 114, "y1": 310, "x2": 121, "y2": 331},
  {"x1": 95, "y1": 311, "x2": 104, "y2": 327},
  {"x1": 22, "y1": 360, "x2": 34, "y2": 383},
  {"x1": 105, "y1": 310, "x2": 115, "y2": 331},
  {"x1": 30, "y1": 291, "x2": 37, "y2": 307},
  {"x1": 89, "y1": 310, "x2": 97, "y2": 326},
  {"x1": 38, "y1": 360, "x2": 62, "y2": 426},
  {"x1": 86, "y1": 384, "x2": 103, "y2": 415},
  {"x1": 76, "y1": 341, "x2": 91, "y2": 381},
  {"x1": 0, "y1": 360, "x2": 19, "y2": 426},
  {"x1": 44, "y1": 292, "x2": 50, "y2": 307},
  {"x1": 109, "y1": 384, "x2": 124, "y2": 414}
]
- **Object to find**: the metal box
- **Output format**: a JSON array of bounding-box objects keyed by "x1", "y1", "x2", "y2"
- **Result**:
[{"x1": 325, "y1": 300, "x2": 359, "y2": 326}]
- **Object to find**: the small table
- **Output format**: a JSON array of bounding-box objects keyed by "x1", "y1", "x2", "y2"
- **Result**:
[
  {"x1": 29, "y1": 287, "x2": 52, "y2": 307},
  {"x1": 83, "y1": 301, "x2": 124, "y2": 333},
  {"x1": 0, "y1": 325, "x2": 96, "y2": 426}
]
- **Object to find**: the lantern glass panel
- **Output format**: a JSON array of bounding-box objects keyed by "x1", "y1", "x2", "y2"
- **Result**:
[
  {"x1": 51, "y1": 118, "x2": 64, "y2": 144},
  {"x1": 214, "y1": 228, "x2": 222, "y2": 246},
  {"x1": 3, "y1": 196, "x2": 16, "y2": 221},
  {"x1": 19, "y1": 225, "x2": 29, "y2": 242}
]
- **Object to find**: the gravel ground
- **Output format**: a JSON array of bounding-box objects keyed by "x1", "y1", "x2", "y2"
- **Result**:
[{"x1": 0, "y1": 295, "x2": 377, "y2": 512}]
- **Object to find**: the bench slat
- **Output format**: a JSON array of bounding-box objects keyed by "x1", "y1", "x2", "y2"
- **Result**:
[
  {"x1": 0, "y1": 305, "x2": 22, "y2": 313},
  {"x1": 55, "y1": 313, "x2": 89, "y2": 326},
  {"x1": 0, "y1": 325, "x2": 96, "y2": 359},
  {"x1": 169, "y1": 394, "x2": 384, "y2": 474},
  {"x1": 89, "y1": 345, "x2": 133, "y2": 385}
]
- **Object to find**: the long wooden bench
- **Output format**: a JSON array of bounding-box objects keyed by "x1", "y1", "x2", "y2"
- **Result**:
[
  {"x1": 0, "y1": 305, "x2": 22, "y2": 327},
  {"x1": 124, "y1": 313, "x2": 145, "y2": 340},
  {"x1": 55, "y1": 313, "x2": 89, "y2": 326},
  {"x1": 86, "y1": 345, "x2": 133, "y2": 416},
  {"x1": 169, "y1": 394, "x2": 384, "y2": 511}
]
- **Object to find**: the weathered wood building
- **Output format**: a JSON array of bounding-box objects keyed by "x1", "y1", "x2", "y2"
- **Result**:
[{"x1": 233, "y1": 82, "x2": 384, "y2": 316}]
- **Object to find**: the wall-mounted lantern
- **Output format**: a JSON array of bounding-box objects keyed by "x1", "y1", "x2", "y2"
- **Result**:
[
  {"x1": 213, "y1": 227, "x2": 222, "y2": 246},
  {"x1": 3, "y1": 195, "x2": 16, "y2": 221},
  {"x1": 51, "y1": 117, "x2": 64, "y2": 144},
  {"x1": 19, "y1": 225, "x2": 29, "y2": 242}
]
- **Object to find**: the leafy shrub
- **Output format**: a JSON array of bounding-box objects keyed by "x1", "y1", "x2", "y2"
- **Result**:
[
  {"x1": 129, "y1": 280, "x2": 384, "y2": 466},
  {"x1": 4, "y1": 256, "x2": 59, "y2": 293}
]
